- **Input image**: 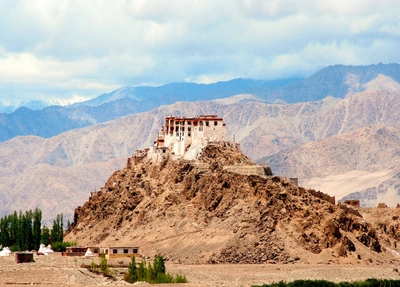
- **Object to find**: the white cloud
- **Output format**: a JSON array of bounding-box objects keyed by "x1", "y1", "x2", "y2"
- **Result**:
[{"x1": 0, "y1": 0, "x2": 400, "y2": 101}]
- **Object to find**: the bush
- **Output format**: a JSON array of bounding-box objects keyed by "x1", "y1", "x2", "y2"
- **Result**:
[
  {"x1": 99, "y1": 253, "x2": 110, "y2": 275},
  {"x1": 175, "y1": 274, "x2": 189, "y2": 283},
  {"x1": 90, "y1": 261, "x2": 99, "y2": 273},
  {"x1": 124, "y1": 255, "x2": 188, "y2": 284},
  {"x1": 51, "y1": 241, "x2": 77, "y2": 252},
  {"x1": 10, "y1": 245, "x2": 21, "y2": 252}
]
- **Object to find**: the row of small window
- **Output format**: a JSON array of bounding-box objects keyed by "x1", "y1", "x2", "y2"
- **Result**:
[
  {"x1": 112, "y1": 248, "x2": 139, "y2": 254},
  {"x1": 171, "y1": 121, "x2": 219, "y2": 126},
  {"x1": 175, "y1": 126, "x2": 191, "y2": 132},
  {"x1": 176, "y1": 132, "x2": 192, "y2": 138},
  {"x1": 174, "y1": 127, "x2": 205, "y2": 132},
  {"x1": 170, "y1": 126, "x2": 203, "y2": 137}
]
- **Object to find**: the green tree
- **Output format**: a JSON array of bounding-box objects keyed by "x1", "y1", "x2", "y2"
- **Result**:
[
  {"x1": 0, "y1": 216, "x2": 10, "y2": 247},
  {"x1": 123, "y1": 255, "x2": 187, "y2": 284},
  {"x1": 153, "y1": 255, "x2": 166, "y2": 275},
  {"x1": 125, "y1": 256, "x2": 138, "y2": 283},
  {"x1": 19, "y1": 211, "x2": 28, "y2": 250},
  {"x1": 60, "y1": 214, "x2": 63, "y2": 240},
  {"x1": 32, "y1": 208, "x2": 42, "y2": 250},
  {"x1": 99, "y1": 252, "x2": 110, "y2": 275},
  {"x1": 25, "y1": 210, "x2": 34, "y2": 250},
  {"x1": 9, "y1": 211, "x2": 19, "y2": 247},
  {"x1": 18, "y1": 210, "x2": 24, "y2": 249},
  {"x1": 0, "y1": 208, "x2": 45, "y2": 251},
  {"x1": 138, "y1": 259, "x2": 147, "y2": 281},
  {"x1": 147, "y1": 260, "x2": 155, "y2": 282},
  {"x1": 51, "y1": 213, "x2": 64, "y2": 242},
  {"x1": 41, "y1": 226, "x2": 50, "y2": 245}
]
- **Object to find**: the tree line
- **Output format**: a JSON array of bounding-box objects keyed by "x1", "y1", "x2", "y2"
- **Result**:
[
  {"x1": 124, "y1": 255, "x2": 187, "y2": 284},
  {"x1": 0, "y1": 208, "x2": 65, "y2": 251}
]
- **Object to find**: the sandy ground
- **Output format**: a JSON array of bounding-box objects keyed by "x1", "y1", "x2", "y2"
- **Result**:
[
  {"x1": 1, "y1": 253, "x2": 400, "y2": 287},
  {"x1": 305, "y1": 169, "x2": 394, "y2": 200}
]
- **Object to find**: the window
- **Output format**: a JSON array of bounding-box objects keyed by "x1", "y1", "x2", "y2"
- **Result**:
[
  {"x1": 188, "y1": 133, "x2": 191, "y2": 137},
  {"x1": 188, "y1": 127, "x2": 191, "y2": 132},
  {"x1": 133, "y1": 248, "x2": 138, "y2": 254},
  {"x1": 199, "y1": 121, "x2": 203, "y2": 126},
  {"x1": 214, "y1": 121, "x2": 218, "y2": 126},
  {"x1": 187, "y1": 121, "x2": 191, "y2": 125},
  {"x1": 206, "y1": 121, "x2": 209, "y2": 126},
  {"x1": 113, "y1": 249, "x2": 118, "y2": 254},
  {"x1": 124, "y1": 249, "x2": 128, "y2": 254}
]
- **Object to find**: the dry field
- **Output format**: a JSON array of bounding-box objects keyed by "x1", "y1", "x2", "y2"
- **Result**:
[{"x1": 1, "y1": 253, "x2": 400, "y2": 287}]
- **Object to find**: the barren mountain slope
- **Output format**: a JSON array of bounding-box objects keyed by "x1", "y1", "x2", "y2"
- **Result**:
[
  {"x1": 264, "y1": 124, "x2": 400, "y2": 206},
  {"x1": 3, "y1": 89, "x2": 400, "y2": 221},
  {"x1": 66, "y1": 143, "x2": 400, "y2": 265},
  {"x1": 0, "y1": 98, "x2": 340, "y2": 221},
  {"x1": 265, "y1": 124, "x2": 400, "y2": 178},
  {"x1": 271, "y1": 63, "x2": 400, "y2": 102}
]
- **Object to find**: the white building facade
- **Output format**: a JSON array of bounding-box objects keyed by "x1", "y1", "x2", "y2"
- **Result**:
[{"x1": 155, "y1": 115, "x2": 226, "y2": 157}]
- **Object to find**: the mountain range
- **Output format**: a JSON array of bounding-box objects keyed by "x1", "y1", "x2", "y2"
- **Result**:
[
  {"x1": 1, "y1": 63, "x2": 400, "y2": 222},
  {"x1": 2, "y1": 63, "x2": 400, "y2": 143}
]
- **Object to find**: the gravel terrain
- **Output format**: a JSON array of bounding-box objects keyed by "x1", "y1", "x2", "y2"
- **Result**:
[{"x1": 1, "y1": 253, "x2": 400, "y2": 287}]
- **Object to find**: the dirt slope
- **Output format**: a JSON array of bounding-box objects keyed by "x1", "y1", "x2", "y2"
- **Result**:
[{"x1": 65, "y1": 143, "x2": 400, "y2": 264}]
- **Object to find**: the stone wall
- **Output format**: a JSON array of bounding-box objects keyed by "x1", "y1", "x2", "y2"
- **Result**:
[
  {"x1": 289, "y1": 178, "x2": 298, "y2": 186},
  {"x1": 344, "y1": 199, "x2": 360, "y2": 207},
  {"x1": 309, "y1": 190, "x2": 336, "y2": 205},
  {"x1": 223, "y1": 165, "x2": 272, "y2": 176}
]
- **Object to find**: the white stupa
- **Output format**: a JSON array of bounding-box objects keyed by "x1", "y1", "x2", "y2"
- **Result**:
[
  {"x1": 84, "y1": 248, "x2": 94, "y2": 257},
  {"x1": 47, "y1": 245, "x2": 54, "y2": 255},
  {"x1": 38, "y1": 244, "x2": 54, "y2": 255},
  {"x1": 0, "y1": 247, "x2": 11, "y2": 256}
]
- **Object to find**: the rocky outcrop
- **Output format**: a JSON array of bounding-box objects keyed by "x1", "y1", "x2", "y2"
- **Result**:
[
  {"x1": 4, "y1": 88, "x2": 400, "y2": 221},
  {"x1": 66, "y1": 143, "x2": 386, "y2": 264}
]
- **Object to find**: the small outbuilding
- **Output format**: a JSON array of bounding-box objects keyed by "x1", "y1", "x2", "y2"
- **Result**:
[
  {"x1": 102, "y1": 247, "x2": 139, "y2": 259},
  {"x1": 15, "y1": 252, "x2": 34, "y2": 263}
]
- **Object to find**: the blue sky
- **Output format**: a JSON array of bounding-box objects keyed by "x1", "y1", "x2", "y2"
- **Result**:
[{"x1": 1, "y1": 0, "x2": 400, "y2": 103}]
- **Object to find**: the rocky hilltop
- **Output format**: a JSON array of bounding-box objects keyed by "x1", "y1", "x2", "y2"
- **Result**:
[
  {"x1": 3, "y1": 87, "x2": 400, "y2": 222},
  {"x1": 65, "y1": 142, "x2": 399, "y2": 264}
]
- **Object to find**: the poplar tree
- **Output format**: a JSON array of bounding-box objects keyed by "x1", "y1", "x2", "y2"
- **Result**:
[
  {"x1": 33, "y1": 208, "x2": 42, "y2": 250},
  {"x1": 51, "y1": 213, "x2": 64, "y2": 242},
  {"x1": 9, "y1": 211, "x2": 19, "y2": 247},
  {"x1": 0, "y1": 208, "x2": 68, "y2": 251},
  {"x1": 0, "y1": 216, "x2": 10, "y2": 247},
  {"x1": 125, "y1": 256, "x2": 138, "y2": 283},
  {"x1": 41, "y1": 226, "x2": 50, "y2": 245}
]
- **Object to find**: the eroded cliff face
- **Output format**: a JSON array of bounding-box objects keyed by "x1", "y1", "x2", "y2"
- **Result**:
[{"x1": 66, "y1": 143, "x2": 388, "y2": 264}]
